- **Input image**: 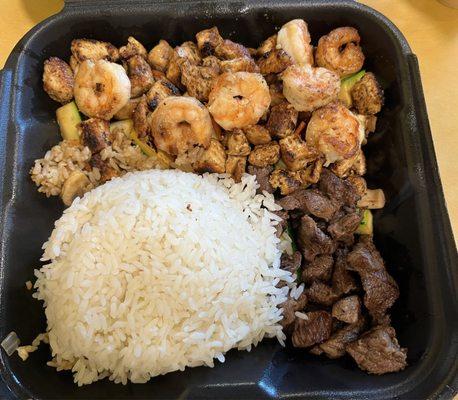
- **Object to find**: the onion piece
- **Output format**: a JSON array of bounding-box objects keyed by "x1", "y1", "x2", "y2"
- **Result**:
[{"x1": 1, "y1": 331, "x2": 20, "y2": 356}]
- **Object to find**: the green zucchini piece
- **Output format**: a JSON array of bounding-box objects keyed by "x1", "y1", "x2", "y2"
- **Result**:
[
  {"x1": 56, "y1": 101, "x2": 81, "y2": 141},
  {"x1": 338, "y1": 70, "x2": 365, "y2": 108},
  {"x1": 356, "y1": 209, "x2": 373, "y2": 235}
]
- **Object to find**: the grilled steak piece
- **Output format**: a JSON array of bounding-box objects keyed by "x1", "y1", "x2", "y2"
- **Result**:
[
  {"x1": 280, "y1": 251, "x2": 302, "y2": 276},
  {"x1": 280, "y1": 292, "x2": 307, "y2": 332},
  {"x1": 319, "y1": 169, "x2": 360, "y2": 207},
  {"x1": 247, "y1": 165, "x2": 274, "y2": 194},
  {"x1": 332, "y1": 295, "x2": 361, "y2": 324},
  {"x1": 346, "y1": 326, "x2": 407, "y2": 374},
  {"x1": 297, "y1": 215, "x2": 336, "y2": 262},
  {"x1": 273, "y1": 209, "x2": 289, "y2": 237},
  {"x1": 306, "y1": 281, "x2": 339, "y2": 307},
  {"x1": 318, "y1": 317, "x2": 366, "y2": 359},
  {"x1": 292, "y1": 310, "x2": 332, "y2": 348},
  {"x1": 277, "y1": 189, "x2": 339, "y2": 221},
  {"x1": 328, "y1": 212, "x2": 362, "y2": 242},
  {"x1": 332, "y1": 249, "x2": 358, "y2": 295},
  {"x1": 347, "y1": 237, "x2": 399, "y2": 322},
  {"x1": 302, "y1": 254, "x2": 334, "y2": 283}
]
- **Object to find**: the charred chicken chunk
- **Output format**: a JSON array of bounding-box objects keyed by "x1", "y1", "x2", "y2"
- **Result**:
[
  {"x1": 257, "y1": 34, "x2": 277, "y2": 57},
  {"x1": 279, "y1": 134, "x2": 318, "y2": 171},
  {"x1": 332, "y1": 295, "x2": 361, "y2": 324},
  {"x1": 119, "y1": 36, "x2": 147, "y2": 60},
  {"x1": 267, "y1": 102, "x2": 298, "y2": 139},
  {"x1": 89, "y1": 153, "x2": 118, "y2": 183},
  {"x1": 180, "y1": 58, "x2": 220, "y2": 102},
  {"x1": 79, "y1": 118, "x2": 111, "y2": 154},
  {"x1": 215, "y1": 39, "x2": 250, "y2": 60},
  {"x1": 146, "y1": 79, "x2": 180, "y2": 111},
  {"x1": 292, "y1": 311, "x2": 332, "y2": 348},
  {"x1": 148, "y1": 40, "x2": 174, "y2": 72},
  {"x1": 243, "y1": 125, "x2": 272, "y2": 145},
  {"x1": 346, "y1": 326, "x2": 407, "y2": 374},
  {"x1": 269, "y1": 169, "x2": 302, "y2": 195},
  {"x1": 132, "y1": 96, "x2": 150, "y2": 137},
  {"x1": 221, "y1": 56, "x2": 259, "y2": 73},
  {"x1": 248, "y1": 142, "x2": 280, "y2": 167},
  {"x1": 43, "y1": 57, "x2": 74, "y2": 104},
  {"x1": 226, "y1": 130, "x2": 251, "y2": 156},
  {"x1": 225, "y1": 155, "x2": 246, "y2": 182},
  {"x1": 351, "y1": 72, "x2": 383, "y2": 115},
  {"x1": 193, "y1": 139, "x2": 227, "y2": 174},
  {"x1": 71, "y1": 39, "x2": 119, "y2": 63},
  {"x1": 127, "y1": 55, "x2": 154, "y2": 97},
  {"x1": 258, "y1": 49, "x2": 293, "y2": 75},
  {"x1": 296, "y1": 158, "x2": 324, "y2": 185},
  {"x1": 196, "y1": 27, "x2": 224, "y2": 57},
  {"x1": 269, "y1": 81, "x2": 286, "y2": 107}
]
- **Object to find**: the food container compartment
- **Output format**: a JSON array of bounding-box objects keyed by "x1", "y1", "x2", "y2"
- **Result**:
[{"x1": 0, "y1": 0, "x2": 456, "y2": 398}]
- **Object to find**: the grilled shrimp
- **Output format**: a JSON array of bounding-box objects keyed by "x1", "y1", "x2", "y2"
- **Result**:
[
  {"x1": 315, "y1": 27, "x2": 365, "y2": 77},
  {"x1": 306, "y1": 102, "x2": 364, "y2": 165},
  {"x1": 277, "y1": 19, "x2": 314, "y2": 66},
  {"x1": 149, "y1": 96, "x2": 214, "y2": 155},
  {"x1": 74, "y1": 60, "x2": 131, "y2": 120},
  {"x1": 281, "y1": 65, "x2": 340, "y2": 112},
  {"x1": 208, "y1": 72, "x2": 271, "y2": 130}
]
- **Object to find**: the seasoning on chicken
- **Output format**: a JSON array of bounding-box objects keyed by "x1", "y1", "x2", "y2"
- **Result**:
[
  {"x1": 79, "y1": 118, "x2": 111, "y2": 154},
  {"x1": 221, "y1": 57, "x2": 259, "y2": 73},
  {"x1": 315, "y1": 27, "x2": 365, "y2": 77},
  {"x1": 257, "y1": 34, "x2": 277, "y2": 57},
  {"x1": 193, "y1": 139, "x2": 227, "y2": 174},
  {"x1": 226, "y1": 130, "x2": 251, "y2": 156},
  {"x1": 243, "y1": 125, "x2": 272, "y2": 145},
  {"x1": 132, "y1": 96, "x2": 150, "y2": 138},
  {"x1": 71, "y1": 38, "x2": 119, "y2": 63},
  {"x1": 43, "y1": 57, "x2": 74, "y2": 104},
  {"x1": 269, "y1": 169, "x2": 302, "y2": 195},
  {"x1": 269, "y1": 81, "x2": 286, "y2": 107},
  {"x1": 215, "y1": 39, "x2": 250, "y2": 60},
  {"x1": 180, "y1": 57, "x2": 221, "y2": 102},
  {"x1": 351, "y1": 72, "x2": 384, "y2": 115},
  {"x1": 126, "y1": 55, "x2": 154, "y2": 97},
  {"x1": 225, "y1": 155, "x2": 246, "y2": 183},
  {"x1": 119, "y1": 36, "x2": 147, "y2": 60},
  {"x1": 146, "y1": 79, "x2": 180, "y2": 111},
  {"x1": 248, "y1": 141, "x2": 280, "y2": 167},
  {"x1": 266, "y1": 102, "x2": 298, "y2": 139},
  {"x1": 89, "y1": 153, "x2": 118, "y2": 183},
  {"x1": 148, "y1": 40, "x2": 174, "y2": 72},
  {"x1": 296, "y1": 158, "x2": 324, "y2": 185},
  {"x1": 196, "y1": 27, "x2": 224, "y2": 57},
  {"x1": 279, "y1": 134, "x2": 318, "y2": 171},
  {"x1": 258, "y1": 49, "x2": 293, "y2": 75}
]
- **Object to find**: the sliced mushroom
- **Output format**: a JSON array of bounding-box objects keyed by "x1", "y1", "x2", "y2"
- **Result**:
[
  {"x1": 61, "y1": 171, "x2": 91, "y2": 206},
  {"x1": 357, "y1": 188, "x2": 385, "y2": 209}
]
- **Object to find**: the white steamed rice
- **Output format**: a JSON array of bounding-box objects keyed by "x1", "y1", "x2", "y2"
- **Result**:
[{"x1": 33, "y1": 169, "x2": 293, "y2": 386}]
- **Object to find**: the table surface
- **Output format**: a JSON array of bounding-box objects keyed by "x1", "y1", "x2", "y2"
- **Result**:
[{"x1": 0, "y1": 0, "x2": 457, "y2": 242}]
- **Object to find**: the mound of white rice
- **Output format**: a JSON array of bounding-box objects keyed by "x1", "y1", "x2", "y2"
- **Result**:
[{"x1": 33, "y1": 170, "x2": 293, "y2": 386}]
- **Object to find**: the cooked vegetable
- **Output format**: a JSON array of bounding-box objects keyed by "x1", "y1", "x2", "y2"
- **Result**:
[
  {"x1": 357, "y1": 188, "x2": 385, "y2": 209},
  {"x1": 356, "y1": 209, "x2": 373, "y2": 235},
  {"x1": 338, "y1": 70, "x2": 365, "y2": 108},
  {"x1": 61, "y1": 171, "x2": 91, "y2": 206},
  {"x1": 1, "y1": 331, "x2": 20, "y2": 356},
  {"x1": 56, "y1": 101, "x2": 82, "y2": 141}
]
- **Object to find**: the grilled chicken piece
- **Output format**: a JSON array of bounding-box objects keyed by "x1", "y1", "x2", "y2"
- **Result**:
[
  {"x1": 351, "y1": 72, "x2": 384, "y2": 115},
  {"x1": 193, "y1": 139, "x2": 227, "y2": 174},
  {"x1": 243, "y1": 125, "x2": 272, "y2": 145},
  {"x1": 269, "y1": 169, "x2": 302, "y2": 195},
  {"x1": 226, "y1": 130, "x2": 251, "y2": 156},
  {"x1": 269, "y1": 81, "x2": 286, "y2": 107},
  {"x1": 126, "y1": 55, "x2": 154, "y2": 98},
  {"x1": 279, "y1": 134, "x2": 318, "y2": 171},
  {"x1": 89, "y1": 153, "x2": 118, "y2": 183},
  {"x1": 176, "y1": 41, "x2": 202, "y2": 65},
  {"x1": 79, "y1": 118, "x2": 111, "y2": 154},
  {"x1": 132, "y1": 96, "x2": 150, "y2": 137},
  {"x1": 71, "y1": 39, "x2": 119, "y2": 63},
  {"x1": 148, "y1": 40, "x2": 174, "y2": 72},
  {"x1": 43, "y1": 57, "x2": 74, "y2": 104},
  {"x1": 225, "y1": 155, "x2": 246, "y2": 183},
  {"x1": 258, "y1": 49, "x2": 292, "y2": 75},
  {"x1": 266, "y1": 102, "x2": 298, "y2": 139},
  {"x1": 180, "y1": 57, "x2": 221, "y2": 102},
  {"x1": 295, "y1": 158, "x2": 324, "y2": 185},
  {"x1": 114, "y1": 97, "x2": 142, "y2": 120},
  {"x1": 146, "y1": 79, "x2": 180, "y2": 111},
  {"x1": 119, "y1": 36, "x2": 147, "y2": 60},
  {"x1": 220, "y1": 57, "x2": 259, "y2": 73},
  {"x1": 196, "y1": 27, "x2": 224, "y2": 56},
  {"x1": 257, "y1": 34, "x2": 277, "y2": 57},
  {"x1": 248, "y1": 142, "x2": 280, "y2": 167},
  {"x1": 215, "y1": 39, "x2": 250, "y2": 60}
]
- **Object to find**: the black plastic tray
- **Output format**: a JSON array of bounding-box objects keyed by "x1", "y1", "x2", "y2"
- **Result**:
[{"x1": 0, "y1": 1, "x2": 457, "y2": 399}]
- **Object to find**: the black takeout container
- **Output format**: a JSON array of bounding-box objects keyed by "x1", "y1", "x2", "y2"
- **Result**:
[{"x1": 0, "y1": 0, "x2": 457, "y2": 399}]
